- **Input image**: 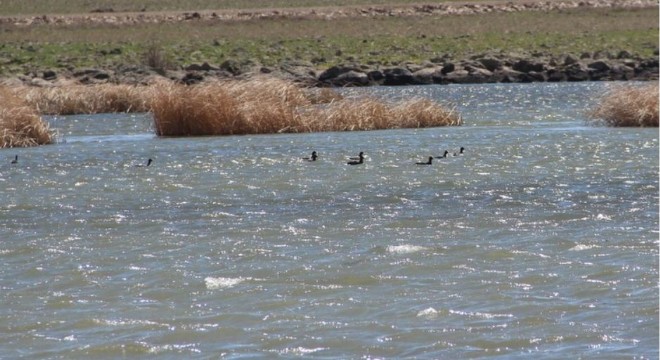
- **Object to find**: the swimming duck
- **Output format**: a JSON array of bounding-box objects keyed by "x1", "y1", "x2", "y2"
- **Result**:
[
  {"x1": 347, "y1": 152, "x2": 364, "y2": 165},
  {"x1": 303, "y1": 151, "x2": 318, "y2": 162},
  {"x1": 453, "y1": 147, "x2": 465, "y2": 156},
  {"x1": 436, "y1": 150, "x2": 449, "y2": 159},
  {"x1": 416, "y1": 156, "x2": 433, "y2": 165},
  {"x1": 10, "y1": 155, "x2": 17, "y2": 164},
  {"x1": 135, "y1": 158, "x2": 153, "y2": 167}
]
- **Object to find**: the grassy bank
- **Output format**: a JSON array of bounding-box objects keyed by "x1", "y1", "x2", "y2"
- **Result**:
[
  {"x1": 0, "y1": 7, "x2": 656, "y2": 76},
  {"x1": 151, "y1": 77, "x2": 461, "y2": 136},
  {"x1": 0, "y1": 88, "x2": 53, "y2": 147},
  {"x1": 589, "y1": 83, "x2": 659, "y2": 127}
]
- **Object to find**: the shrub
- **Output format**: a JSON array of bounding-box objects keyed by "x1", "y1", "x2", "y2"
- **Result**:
[
  {"x1": 589, "y1": 83, "x2": 659, "y2": 127},
  {"x1": 142, "y1": 41, "x2": 174, "y2": 74}
]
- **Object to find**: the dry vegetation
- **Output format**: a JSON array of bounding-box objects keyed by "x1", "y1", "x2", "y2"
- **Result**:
[
  {"x1": 14, "y1": 84, "x2": 152, "y2": 115},
  {"x1": 589, "y1": 83, "x2": 659, "y2": 127},
  {"x1": 5, "y1": 77, "x2": 459, "y2": 139},
  {"x1": 151, "y1": 77, "x2": 461, "y2": 136},
  {"x1": 0, "y1": 87, "x2": 53, "y2": 147}
]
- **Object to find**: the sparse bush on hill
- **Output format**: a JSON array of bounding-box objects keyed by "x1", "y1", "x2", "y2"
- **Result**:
[{"x1": 142, "y1": 41, "x2": 174, "y2": 75}]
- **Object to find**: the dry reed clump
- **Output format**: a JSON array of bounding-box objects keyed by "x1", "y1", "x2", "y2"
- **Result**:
[
  {"x1": 301, "y1": 97, "x2": 462, "y2": 132},
  {"x1": 151, "y1": 77, "x2": 311, "y2": 136},
  {"x1": 589, "y1": 83, "x2": 659, "y2": 127},
  {"x1": 306, "y1": 87, "x2": 344, "y2": 104},
  {"x1": 150, "y1": 77, "x2": 461, "y2": 136},
  {"x1": 15, "y1": 84, "x2": 152, "y2": 115},
  {"x1": 0, "y1": 87, "x2": 53, "y2": 147}
]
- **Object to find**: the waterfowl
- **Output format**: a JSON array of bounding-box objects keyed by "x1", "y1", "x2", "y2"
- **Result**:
[
  {"x1": 347, "y1": 152, "x2": 364, "y2": 165},
  {"x1": 436, "y1": 150, "x2": 449, "y2": 159},
  {"x1": 303, "y1": 151, "x2": 318, "y2": 162},
  {"x1": 453, "y1": 147, "x2": 465, "y2": 156},
  {"x1": 135, "y1": 158, "x2": 153, "y2": 167},
  {"x1": 10, "y1": 155, "x2": 17, "y2": 164},
  {"x1": 416, "y1": 156, "x2": 433, "y2": 165}
]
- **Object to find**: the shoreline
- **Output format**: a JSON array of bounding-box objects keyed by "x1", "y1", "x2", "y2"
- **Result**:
[
  {"x1": 3, "y1": 49, "x2": 657, "y2": 88},
  {"x1": 1, "y1": 0, "x2": 657, "y2": 88}
]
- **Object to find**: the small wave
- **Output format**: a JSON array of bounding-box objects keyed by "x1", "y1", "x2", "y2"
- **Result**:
[
  {"x1": 449, "y1": 309, "x2": 513, "y2": 319},
  {"x1": 147, "y1": 343, "x2": 201, "y2": 355},
  {"x1": 387, "y1": 244, "x2": 427, "y2": 254},
  {"x1": 204, "y1": 276, "x2": 245, "y2": 289},
  {"x1": 279, "y1": 347, "x2": 327, "y2": 355},
  {"x1": 569, "y1": 244, "x2": 600, "y2": 251},
  {"x1": 511, "y1": 250, "x2": 550, "y2": 259},
  {"x1": 205, "y1": 211, "x2": 238, "y2": 218},
  {"x1": 93, "y1": 318, "x2": 167, "y2": 328},
  {"x1": 595, "y1": 213, "x2": 612, "y2": 221},
  {"x1": 417, "y1": 307, "x2": 440, "y2": 318}
]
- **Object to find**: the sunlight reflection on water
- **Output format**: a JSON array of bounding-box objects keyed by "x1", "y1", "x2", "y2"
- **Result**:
[{"x1": 1, "y1": 82, "x2": 657, "y2": 359}]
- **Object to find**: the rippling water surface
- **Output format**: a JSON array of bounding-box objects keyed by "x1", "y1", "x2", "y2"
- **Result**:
[{"x1": 1, "y1": 82, "x2": 657, "y2": 359}]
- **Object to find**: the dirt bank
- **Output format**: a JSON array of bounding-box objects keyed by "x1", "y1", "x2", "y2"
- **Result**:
[{"x1": 0, "y1": 0, "x2": 655, "y2": 27}]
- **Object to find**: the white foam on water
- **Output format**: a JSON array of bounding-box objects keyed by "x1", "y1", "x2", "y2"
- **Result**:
[
  {"x1": 280, "y1": 347, "x2": 327, "y2": 355},
  {"x1": 569, "y1": 244, "x2": 600, "y2": 251},
  {"x1": 145, "y1": 343, "x2": 201, "y2": 355},
  {"x1": 387, "y1": 244, "x2": 427, "y2": 254},
  {"x1": 511, "y1": 250, "x2": 550, "y2": 259},
  {"x1": 417, "y1": 307, "x2": 439, "y2": 318},
  {"x1": 94, "y1": 318, "x2": 167, "y2": 328},
  {"x1": 204, "y1": 276, "x2": 245, "y2": 289},
  {"x1": 449, "y1": 309, "x2": 513, "y2": 319}
]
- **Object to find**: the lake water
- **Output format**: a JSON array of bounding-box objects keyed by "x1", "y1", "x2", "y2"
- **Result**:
[{"x1": 1, "y1": 82, "x2": 657, "y2": 359}]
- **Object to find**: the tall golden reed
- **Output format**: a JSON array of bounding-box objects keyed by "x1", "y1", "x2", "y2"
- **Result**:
[
  {"x1": 151, "y1": 77, "x2": 331, "y2": 136},
  {"x1": 589, "y1": 83, "x2": 659, "y2": 127},
  {"x1": 151, "y1": 77, "x2": 461, "y2": 136},
  {"x1": 0, "y1": 87, "x2": 52, "y2": 147},
  {"x1": 15, "y1": 84, "x2": 152, "y2": 115}
]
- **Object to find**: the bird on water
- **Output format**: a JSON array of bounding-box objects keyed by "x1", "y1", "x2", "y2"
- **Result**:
[
  {"x1": 135, "y1": 158, "x2": 153, "y2": 167},
  {"x1": 454, "y1": 147, "x2": 465, "y2": 156},
  {"x1": 416, "y1": 156, "x2": 433, "y2": 165},
  {"x1": 303, "y1": 151, "x2": 318, "y2": 162},
  {"x1": 10, "y1": 155, "x2": 17, "y2": 164},
  {"x1": 436, "y1": 150, "x2": 449, "y2": 159},
  {"x1": 347, "y1": 152, "x2": 364, "y2": 165}
]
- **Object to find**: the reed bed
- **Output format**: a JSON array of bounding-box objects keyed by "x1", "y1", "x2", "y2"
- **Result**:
[
  {"x1": 589, "y1": 83, "x2": 659, "y2": 127},
  {"x1": 151, "y1": 77, "x2": 305, "y2": 136},
  {"x1": 151, "y1": 77, "x2": 461, "y2": 136},
  {"x1": 304, "y1": 97, "x2": 462, "y2": 132},
  {"x1": 0, "y1": 87, "x2": 53, "y2": 147},
  {"x1": 15, "y1": 84, "x2": 152, "y2": 115}
]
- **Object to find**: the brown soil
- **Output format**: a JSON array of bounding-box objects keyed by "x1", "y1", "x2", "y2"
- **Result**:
[{"x1": 0, "y1": 0, "x2": 655, "y2": 27}]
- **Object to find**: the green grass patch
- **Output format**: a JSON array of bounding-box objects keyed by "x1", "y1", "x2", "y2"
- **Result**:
[{"x1": 0, "y1": 7, "x2": 656, "y2": 75}]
